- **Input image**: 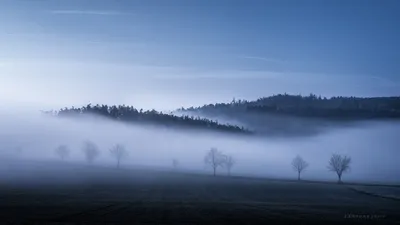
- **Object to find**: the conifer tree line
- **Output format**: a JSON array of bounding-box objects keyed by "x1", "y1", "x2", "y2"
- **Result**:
[
  {"x1": 181, "y1": 94, "x2": 400, "y2": 120},
  {"x1": 42, "y1": 94, "x2": 400, "y2": 135},
  {"x1": 43, "y1": 104, "x2": 251, "y2": 134}
]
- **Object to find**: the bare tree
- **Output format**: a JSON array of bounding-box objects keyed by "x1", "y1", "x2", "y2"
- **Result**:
[
  {"x1": 291, "y1": 155, "x2": 309, "y2": 181},
  {"x1": 55, "y1": 145, "x2": 70, "y2": 160},
  {"x1": 15, "y1": 146, "x2": 23, "y2": 154},
  {"x1": 204, "y1": 148, "x2": 225, "y2": 176},
  {"x1": 223, "y1": 155, "x2": 235, "y2": 176},
  {"x1": 82, "y1": 141, "x2": 100, "y2": 164},
  {"x1": 172, "y1": 159, "x2": 179, "y2": 170},
  {"x1": 328, "y1": 154, "x2": 351, "y2": 183},
  {"x1": 13, "y1": 146, "x2": 23, "y2": 157},
  {"x1": 109, "y1": 144, "x2": 127, "y2": 168}
]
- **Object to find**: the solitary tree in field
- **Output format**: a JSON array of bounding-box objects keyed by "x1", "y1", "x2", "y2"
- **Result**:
[
  {"x1": 328, "y1": 154, "x2": 351, "y2": 183},
  {"x1": 291, "y1": 155, "x2": 309, "y2": 181},
  {"x1": 172, "y1": 159, "x2": 179, "y2": 170},
  {"x1": 204, "y1": 148, "x2": 225, "y2": 176},
  {"x1": 223, "y1": 155, "x2": 235, "y2": 176},
  {"x1": 109, "y1": 144, "x2": 127, "y2": 169},
  {"x1": 82, "y1": 141, "x2": 100, "y2": 164},
  {"x1": 55, "y1": 145, "x2": 70, "y2": 160},
  {"x1": 13, "y1": 146, "x2": 23, "y2": 157}
]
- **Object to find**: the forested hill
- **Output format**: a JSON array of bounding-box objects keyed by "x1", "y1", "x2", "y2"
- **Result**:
[
  {"x1": 180, "y1": 94, "x2": 400, "y2": 120},
  {"x1": 44, "y1": 104, "x2": 251, "y2": 134},
  {"x1": 41, "y1": 94, "x2": 400, "y2": 138}
]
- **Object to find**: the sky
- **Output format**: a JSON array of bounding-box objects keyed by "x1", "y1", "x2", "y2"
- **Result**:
[{"x1": 1, "y1": 0, "x2": 399, "y2": 111}]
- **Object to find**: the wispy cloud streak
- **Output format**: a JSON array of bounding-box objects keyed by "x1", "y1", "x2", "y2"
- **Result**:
[
  {"x1": 50, "y1": 10, "x2": 126, "y2": 16},
  {"x1": 368, "y1": 76, "x2": 399, "y2": 87},
  {"x1": 240, "y1": 56, "x2": 287, "y2": 64}
]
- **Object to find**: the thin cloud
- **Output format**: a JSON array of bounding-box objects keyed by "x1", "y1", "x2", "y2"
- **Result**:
[
  {"x1": 368, "y1": 76, "x2": 399, "y2": 87},
  {"x1": 150, "y1": 70, "x2": 283, "y2": 80},
  {"x1": 239, "y1": 56, "x2": 400, "y2": 87},
  {"x1": 240, "y1": 56, "x2": 287, "y2": 64},
  {"x1": 50, "y1": 10, "x2": 127, "y2": 16}
]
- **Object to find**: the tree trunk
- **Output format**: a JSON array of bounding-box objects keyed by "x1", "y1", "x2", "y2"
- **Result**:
[
  {"x1": 298, "y1": 171, "x2": 300, "y2": 181},
  {"x1": 338, "y1": 173, "x2": 342, "y2": 183},
  {"x1": 213, "y1": 167, "x2": 216, "y2": 176}
]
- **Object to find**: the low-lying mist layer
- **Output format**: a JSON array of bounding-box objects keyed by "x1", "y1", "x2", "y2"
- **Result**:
[
  {"x1": 176, "y1": 94, "x2": 400, "y2": 137},
  {"x1": 1, "y1": 109, "x2": 399, "y2": 185}
]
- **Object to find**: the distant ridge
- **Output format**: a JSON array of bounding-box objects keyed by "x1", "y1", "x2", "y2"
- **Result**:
[
  {"x1": 180, "y1": 93, "x2": 400, "y2": 120},
  {"x1": 43, "y1": 104, "x2": 252, "y2": 135},
  {"x1": 42, "y1": 94, "x2": 400, "y2": 137}
]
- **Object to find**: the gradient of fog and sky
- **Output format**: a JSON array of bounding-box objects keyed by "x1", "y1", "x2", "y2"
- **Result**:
[{"x1": 1, "y1": 0, "x2": 399, "y2": 111}]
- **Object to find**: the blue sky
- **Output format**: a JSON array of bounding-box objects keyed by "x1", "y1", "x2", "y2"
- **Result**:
[{"x1": 0, "y1": 0, "x2": 399, "y2": 110}]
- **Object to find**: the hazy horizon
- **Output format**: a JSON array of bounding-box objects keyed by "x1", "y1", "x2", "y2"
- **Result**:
[{"x1": 1, "y1": 109, "x2": 399, "y2": 184}]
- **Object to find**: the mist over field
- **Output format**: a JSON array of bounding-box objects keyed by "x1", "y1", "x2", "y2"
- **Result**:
[
  {"x1": 1, "y1": 108, "x2": 399, "y2": 185},
  {"x1": 1, "y1": 1, "x2": 400, "y2": 223}
]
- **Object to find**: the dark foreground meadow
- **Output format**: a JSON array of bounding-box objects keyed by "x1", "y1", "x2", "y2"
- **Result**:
[{"x1": 1, "y1": 160, "x2": 399, "y2": 225}]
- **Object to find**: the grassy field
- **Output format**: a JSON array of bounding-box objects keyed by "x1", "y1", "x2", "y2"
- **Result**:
[{"x1": 1, "y1": 160, "x2": 399, "y2": 224}]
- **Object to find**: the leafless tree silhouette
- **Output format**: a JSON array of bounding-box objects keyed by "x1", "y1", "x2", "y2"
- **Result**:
[
  {"x1": 328, "y1": 154, "x2": 351, "y2": 183},
  {"x1": 55, "y1": 145, "x2": 70, "y2": 160},
  {"x1": 82, "y1": 141, "x2": 100, "y2": 164},
  {"x1": 172, "y1": 159, "x2": 179, "y2": 169},
  {"x1": 204, "y1": 148, "x2": 225, "y2": 176},
  {"x1": 14, "y1": 146, "x2": 23, "y2": 156},
  {"x1": 223, "y1": 155, "x2": 235, "y2": 176},
  {"x1": 109, "y1": 144, "x2": 127, "y2": 168},
  {"x1": 291, "y1": 155, "x2": 309, "y2": 181}
]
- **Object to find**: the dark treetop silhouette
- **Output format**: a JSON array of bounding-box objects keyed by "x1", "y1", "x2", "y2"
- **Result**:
[
  {"x1": 45, "y1": 104, "x2": 251, "y2": 134},
  {"x1": 42, "y1": 94, "x2": 400, "y2": 136},
  {"x1": 180, "y1": 93, "x2": 400, "y2": 120}
]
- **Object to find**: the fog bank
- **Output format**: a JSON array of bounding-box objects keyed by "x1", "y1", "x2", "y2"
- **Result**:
[{"x1": 1, "y1": 109, "x2": 399, "y2": 185}]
